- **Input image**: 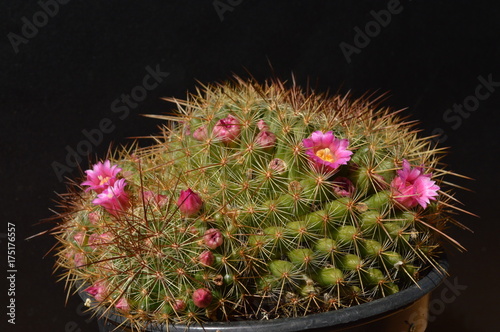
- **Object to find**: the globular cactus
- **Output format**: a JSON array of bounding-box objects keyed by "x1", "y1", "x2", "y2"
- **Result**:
[{"x1": 53, "y1": 77, "x2": 466, "y2": 329}]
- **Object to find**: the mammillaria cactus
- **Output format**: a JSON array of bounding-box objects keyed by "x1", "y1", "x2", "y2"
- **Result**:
[{"x1": 52, "y1": 77, "x2": 466, "y2": 329}]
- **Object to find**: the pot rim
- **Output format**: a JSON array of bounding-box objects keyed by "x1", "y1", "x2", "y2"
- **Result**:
[{"x1": 77, "y1": 255, "x2": 448, "y2": 332}]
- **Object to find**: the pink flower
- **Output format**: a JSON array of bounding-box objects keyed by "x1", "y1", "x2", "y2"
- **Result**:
[
  {"x1": 85, "y1": 280, "x2": 108, "y2": 302},
  {"x1": 88, "y1": 232, "x2": 114, "y2": 249},
  {"x1": 192, "y1": 288, "x2": 213, "y2": 308},
  {"x1": 332, "y1": 177, "x2": 355, "y2": 197},
  {"x1": 142, "y1": 190, "x2": 169, "y2": 207},
  {"x1": 391, "y1": 159, "x2": 440, "y2": 209},
  {"x1": 193, "y1": 126, "x2": 208, "y2": 141},
  {"x1": 302, "y1": 131, "x2": 353, "y2": 173},
  {"x1": 257, "y1": 119, "x2": 269, "y2": 131},
  {"x1": 255, "y1": 131, "x2": 277, "y2": 148},
  {"x1": 176, "y1": 188, "x2": 203, "y2": 217},
  {"x1": 92, "y1": 179, "x2": 130, "y2": 216},
  {"x1": 115, "y1": 297, "x2": 130, "y2": 312},
  {"x1": 81, "y1": 160, "x2": 122, "y2": 194},
  {"x1": 199, "y1": 250, "x2": 215, "y2": 266},
  {"x1": 212, "y1": 114, "x2": 241, "y2": 143},
  {"x1": 203, "y1": 228, "x2": 223, "y2": 249}
]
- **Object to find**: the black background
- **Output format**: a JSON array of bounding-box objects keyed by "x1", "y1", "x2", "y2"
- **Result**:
[{"x1": 1, "y1": 1, "x2": 499, "y2": 331}]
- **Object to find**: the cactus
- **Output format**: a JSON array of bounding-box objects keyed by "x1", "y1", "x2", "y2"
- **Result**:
[{"x1": 52, "y1": 77, "x2": 467, "y2": 329}]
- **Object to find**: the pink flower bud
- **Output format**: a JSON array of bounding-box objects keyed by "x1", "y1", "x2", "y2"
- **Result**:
[
  {"x1": 88, "y1": 232, "x2": 114, "y2": 249},
  {"x1": 85, "y1": 280, "x2": 108, "y2": 302},
  {"x1": 115, "y1": 297, "x2": 130, "y2": 312},
  {"x1": 212, "y1": 114, "x2": 241, "y2": 143},
  {"x1": 183, "y1": 123, "x2": 191, "y2": 136},
  {"x1": 269, "y1": 158, "x2": 287, "y2": 174},
  {"x1": 176, "y1": 188, "x2": 203, "y2": 217},
  {"x1": 192, "y1": 288, "x2": 213, "y2": 308},
  {"x1": 88, "y1": 233, "x2": 100, "y2": 249},
  {"x1": 156, "y1": 194, "x2": 169, "y2": 207},
  {"x1": 73, "y1": 252, "x2": 85, "y2": 268},
  {"x1": 73, "y1": 232, "x2": 85, "y2": 245},
  {"x1": 203, "y1": 228, "x2": 223, "y2": 249},
  {"x1": 142, "y1": 190, "x2": 155, "y2": 201},
  {"x1": 173, "y1": 299, "x2": 186, "y2": 311},
  {"x1": 193, "y1": 126, "x2": 208, "y2": 141},
  {"x1": 88, "y1": 211, "x2": 100, "y2": 224},
  {"x1": 142, "y1": 190, "x2": 169, "y2": 207},
  {"x1": 332, "y1": 177, "x2": 355, "y2": 197},
  {"x1": 199, "y1": 250, "x2": 215, "y2": 266},
  {"x1": 255, "y1": 131, "x2": 276, "y2": 148},
  {"x1": 257, "y1": 119, "x2": 269, "y2": 131},
  {"x1": 189, "y1": 226, "x2": 199, "y2": 235}
]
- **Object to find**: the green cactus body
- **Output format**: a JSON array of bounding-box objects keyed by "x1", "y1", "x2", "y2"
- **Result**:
[{"x1": 53, "y1": 78, "x2": 465, "y2": 328}]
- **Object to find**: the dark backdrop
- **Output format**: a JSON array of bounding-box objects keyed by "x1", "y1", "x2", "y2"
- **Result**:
[{"x1": 1, "y1": 1, "x2": 499, "y2": 331}]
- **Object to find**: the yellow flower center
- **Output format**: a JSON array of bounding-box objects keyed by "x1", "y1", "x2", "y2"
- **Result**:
[
  {"x1": 316, "y1": 148, "x2": 335, "y2": 163},
  {"x1": 98, "y1": 175, "x2": 110, "y2": 186}
]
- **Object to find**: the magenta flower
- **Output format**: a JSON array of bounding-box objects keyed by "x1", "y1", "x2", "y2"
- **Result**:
[
  {"x1": 203, "y1": 228, "x2": 223, "y2": 249},
  {"x1": 92, "y1": 179, "x2": 130, "y2": 216},
  {"x1": 192, "y1": 288, "x2": 213, "y2": 308},
  {"x1": 332, "y1": 177, "x2": 355, "y2": 197},
  {"x1": 193, "y1": 125, "x2": 208, "y2": 141},
  {"x1": 199, "y1": 250, "x2": 215, "y2": 266},
  {"x1": 302, "y1": 131, "x2": 353, "y2": 173},
  {"x1": 81, "y1": 160, "x2": 122, "y2": 194},
  {"x1": 85, "y1": 280, "x2": 108, "y2": 302},
  {"x1": 212, "y1": 114, "x2": 241, "y2": 143},
  {"x1": 176, "y1": 188, "x2": 203, "y2": 217},
  {"x1": 255, "y1": 131, "x2": 277, "y2": 148},
  {"x1": 115, "y1": 297, "x2": 130, "y2": 312},
  {"x1": 391, "y1": 159, "x2": 440, "y2": 209}
]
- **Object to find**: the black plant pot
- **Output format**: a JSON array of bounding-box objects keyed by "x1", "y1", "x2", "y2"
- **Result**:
[{"x1": 78, "y1": 256, "x2": 448, "y2": 332}]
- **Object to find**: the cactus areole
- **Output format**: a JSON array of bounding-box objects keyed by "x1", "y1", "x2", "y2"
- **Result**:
[{"x1": 52, "y1": 77, "x2": 468, "y2": 330}]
